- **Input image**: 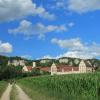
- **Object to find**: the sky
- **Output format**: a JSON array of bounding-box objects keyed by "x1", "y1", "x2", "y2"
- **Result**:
[{"x1": 0, "y1": 0, "x2": 100, "y2": 60}]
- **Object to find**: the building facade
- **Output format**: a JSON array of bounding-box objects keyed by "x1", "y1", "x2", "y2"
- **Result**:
[
  {"x1": 22, "y1": 62, "x2": 36, "y2": 72},
  {"x1": 51, "y1": 60, "x2": 93, "y2": 75},
  {"x1": 8, "y1": 60, "x2": 25, "y2": 66}
]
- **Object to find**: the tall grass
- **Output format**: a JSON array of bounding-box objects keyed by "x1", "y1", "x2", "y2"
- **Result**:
[
  {"x1": 18, "y1": 72, "x2": 100, "y2": 100},
  {"x1": 0, "y1": 81, "x2": 8, "y2": 97}
]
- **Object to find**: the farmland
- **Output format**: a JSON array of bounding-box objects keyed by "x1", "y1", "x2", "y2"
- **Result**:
[
  {"x1": 0, "y1": 81, "x2": 8, "y2": 97},
  {"x1": 18, "y1": 72, "x2": 100, "y2": 100}
]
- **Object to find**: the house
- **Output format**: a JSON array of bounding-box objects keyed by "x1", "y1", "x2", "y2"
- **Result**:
[
  {"x1": 35, "y1": 60, "x2": 94, "y2": 75},
  {"x1": 22, "y1": 60, "x2": 94, "y2": 75},
  {"x1": 22, "y1": 66, "x2": 33, "y2": 72},
  {"x1": 51, "y1": 60, "x2": 94, "y2": 75},
  {"x1": 22, "y1": 62, "x2": 36, "y2": 72},
  {"x1": 39, "y1": 67, "x2": 51, "y2": 73},
  {"x1": 8, "y1": 60, "x2": 25, "y2": 66}
]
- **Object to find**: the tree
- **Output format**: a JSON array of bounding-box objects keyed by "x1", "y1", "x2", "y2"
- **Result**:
[{"x1": 31, "y1": 68, "x2": 41, "y2": 76}]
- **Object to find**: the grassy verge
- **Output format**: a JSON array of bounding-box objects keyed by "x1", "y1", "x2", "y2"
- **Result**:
[
  {"x1": 0, "y1": 81, "x2": 8, "y2": 98},
  {"x1": 10, "y1": 85, "x2": 18, "y2": 100},
  {"x1": 18, "y1": 72, "x2": 100, "y2": 100}
]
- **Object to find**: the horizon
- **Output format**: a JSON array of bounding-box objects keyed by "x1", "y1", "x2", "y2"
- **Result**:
[
  {"x1": 0, "y1": 0, "x2": 100, "y2": 60},
  {"x1": 0, "y1": 54, "x2": 100, "y2": 61}
]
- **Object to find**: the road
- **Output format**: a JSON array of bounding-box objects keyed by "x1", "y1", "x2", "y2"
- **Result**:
[
  {"x1": 15, "y1": 84, "x2": 32, "y2": 100},
  {"x1": 0, "y1": 84, "x2": 12, "y2": 100},
  {"x1": 0, "y1": 84, "x2": 31, "y2": 100}
]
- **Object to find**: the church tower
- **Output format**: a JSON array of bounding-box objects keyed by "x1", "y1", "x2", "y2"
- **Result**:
[
  {"x1": 51, "y1": 63, "x2": 57, "y2": 75},
  {"x1": 32, "y1": 62, "x2": 36, "y2": 68},
  {"x1": 79, "y1": 60, "x2": 86, "y2": 73}
]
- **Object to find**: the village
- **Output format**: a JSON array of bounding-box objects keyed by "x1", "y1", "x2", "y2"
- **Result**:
[{"x1": 7, "y1": 57, "x2": 95, "y2": 75}]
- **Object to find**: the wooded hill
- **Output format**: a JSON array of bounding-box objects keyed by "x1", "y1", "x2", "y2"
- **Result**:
[{"x1": 0, "y1": 55, "x2": 100, "y2": 68}]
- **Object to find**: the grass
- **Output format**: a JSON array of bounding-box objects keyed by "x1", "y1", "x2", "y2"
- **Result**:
[
  {"x1": 18, "y1": 72, "x2": 100, "y2": 100},
  {"x1": 0, "y1": 81, "x2": 8, "y2": 98},
  {"x1": 10, "y1": 84, "x2": 18, "y2": 100}
]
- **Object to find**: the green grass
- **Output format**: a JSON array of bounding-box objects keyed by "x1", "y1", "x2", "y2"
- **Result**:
[
  {"x1": 10, "y1": 85, "x2": 18, "y2": 100},
  {"x1": 18, "y1": 72, "x2": 100, "y2": 100},
  {"x1": 0, "y1": 81, "x2": 8, "y2": 98}
]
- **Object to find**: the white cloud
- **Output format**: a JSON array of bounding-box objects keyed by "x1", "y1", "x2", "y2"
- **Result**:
[
  {"x1": 34, "y1": 6, "x2": 55, "y2": 20},
  {"x1": 55, "y1": 0, "x2": 100, "y2": 13},
  {"x1": 55, "y1": 1, "x2": 67, "y2": 10},
  {"x1": 51, "y1": 38, "x2": 100, "y2": 59},
  {"x1": 21, "y1": 55, "x2": 32, "y2": 59},
  {"x1": 68, "y1": 0, "x2": 100, "y2": 13},
  {"x1": 0, "y1": 41, "x2": 13, "y2": 53},
  {"x1": 0, "y1": 0, "x2": 55, "y2": 22},
  {"x1": 51, "y1": 38, "x2": 84, "y2": 50},
  {"x1": 56, "y1": 51, "x2": 98, "y2": 59},
  {"x1": 42, "y1": 55, "x2": 53, "y2": 59},
  {"x1": 8, "y1": 20, "x2": 67, "y2": 39}
]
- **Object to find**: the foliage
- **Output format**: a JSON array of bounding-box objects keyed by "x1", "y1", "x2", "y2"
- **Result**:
[
  {"x1": 25, "y1": 60, "x2": 33, "y2": 66},
  {"x1": 0, "y1": 64, "x2": 23, "y2": 80},
  {"x1": 31, "y1": 68, "x2": 41, "y2": 76}
]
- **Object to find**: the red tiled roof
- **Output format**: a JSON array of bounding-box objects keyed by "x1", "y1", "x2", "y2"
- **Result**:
[
  {"x1": 35, "y1": 65, "x2": 79, "y2": 72},
  {"x1": 56, "y1": 65, "x2": 79, "y2": 72},
  {"x1": 27, "y1": 66, "x2": 33, "y2": 71},
  {"x1": 73, "y1": 67, "x2": 79, "y2": 71},
  {"x1": 39, "y1": 67, "x2": 50, "y2": 72},
  {"x1": 57, "y1": 67, "x2": 79, "y2": 72}
]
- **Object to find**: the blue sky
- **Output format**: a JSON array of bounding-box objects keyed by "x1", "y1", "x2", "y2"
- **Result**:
[{"x1": 0, "y1": 0, "x2": 100, "y2": 59}]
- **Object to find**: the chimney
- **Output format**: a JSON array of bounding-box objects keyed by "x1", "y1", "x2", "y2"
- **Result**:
[{"x1": 32, "y1": 62, "x2": 36, "y2": 68}]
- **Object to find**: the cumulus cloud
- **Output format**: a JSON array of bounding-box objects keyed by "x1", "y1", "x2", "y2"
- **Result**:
[
  {"x1": 0, "y1": 0, "x2": 55, "y2": 22},
  {"x1": 8, "y1": 20, "x2": 67, "y2": 39},
  {"x1": 34, "y1": 6, "x2": 55, "y2": 20},
  {"x1": 55, "y1": 0, "x2": 100, "y2": 13},
  {"x1": 51, "y1": 38, "x2": 84, "y2": 50},
  {"x1": 0, "y1": 41, "x2": 13, "y2": 53},
  {"x1": 56, "y1": 51, "x2": 99, "y2": 59},
  {"x1": 68, "y1": 0, "x2": 100, "y2": 13},
  {"x1": 51, "y1": 38, "x2": 100, "y2": 59}
]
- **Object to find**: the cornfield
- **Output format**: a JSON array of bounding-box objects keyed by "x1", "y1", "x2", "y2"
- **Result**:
[{"x1": 18, "y1": 72, "x2": 100, "y2": 100}]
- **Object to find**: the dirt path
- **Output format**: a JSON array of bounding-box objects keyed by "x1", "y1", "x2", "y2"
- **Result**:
[
  {"x1": 15, "y1": 84, "x2": 32, "y2": 100},
  {"x1": 0, "y1": 84, "x2": 12, "y2": 100}
]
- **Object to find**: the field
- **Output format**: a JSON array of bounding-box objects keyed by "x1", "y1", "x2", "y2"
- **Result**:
[
  {"x1": 0, "y1": 81, "x2": 8, "y2": 97},
  {"x1": 18, "y1": 72, "x2": 100, "y2": 100}
]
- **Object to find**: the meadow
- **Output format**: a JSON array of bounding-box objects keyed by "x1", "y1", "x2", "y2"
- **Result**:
[
  {"x1": 18, "y1": 72, "x2": 100, "y2": 100},
  {"x1": 0, "y1": 81, "x2": 8, "y2": 97}
]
